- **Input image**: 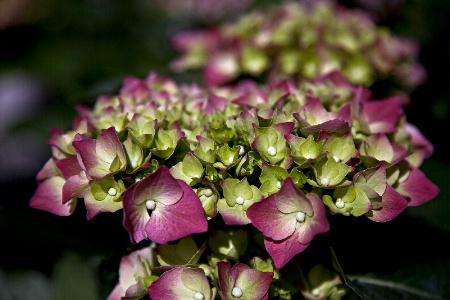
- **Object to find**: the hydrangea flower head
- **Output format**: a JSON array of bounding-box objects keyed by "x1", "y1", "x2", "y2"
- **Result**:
[
  {"x1": 123, "y1": 165, "x2": 208, "y2": 244},
  {"x1": 247, "y1": 177, "x2": 330, "y2": 269}
]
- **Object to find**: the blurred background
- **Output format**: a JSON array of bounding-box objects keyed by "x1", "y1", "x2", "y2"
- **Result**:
[{"x1": 1, "y1": 0, "x2": 450, "y2": 299}]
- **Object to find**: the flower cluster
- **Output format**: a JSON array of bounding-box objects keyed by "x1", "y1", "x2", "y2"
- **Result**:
[
  {"x1": 171, "y1": 1, "x2": 426, "y2": 102},
  {"x1": 29, "y1": 1, "x2": 439, "y2": 299},
  {"x1": 30, "y1": 66, "x2": 438, "y2": 298}
]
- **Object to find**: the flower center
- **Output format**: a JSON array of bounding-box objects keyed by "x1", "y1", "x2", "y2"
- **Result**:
[
  {"x1": 236, "y1": 196, "x2": 245, "y2": 205},
  {"x1": 312, "y1": 287, "x2": 321, "y2": 297},
  {"x1": 321, "y1": 177, "x2": 330, "y2": 186},
  {"x1": 194, "y1": 292, "x2": 205, "y2": 300},
  {"x1": 267, "y1": 146, "x2": 277, "y2": 156},
  {"x1": 295, "y1": 211, "x2": 306, "y2": 223},
  {"x1": 146, "y1": 200, "x2": 157, "y2": 210},
  {"x1": 335, "y1": 198, "x2": 345, "y2": 209},
  {"x1": 107, "y1": 187, "x2": 117, "y2": 196},
  {"x1": 203, "y1": 188, "x2": 213, "y2": 197},
  {"x1": 238, "y1": 145, "x2": 245, "y2": 155},
  {"x1": 231, "y1": 287, "x2": 243, "y2": 298}
]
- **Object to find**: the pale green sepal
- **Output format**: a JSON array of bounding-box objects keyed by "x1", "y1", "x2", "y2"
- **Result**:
[
  {"x1": 156, "y1": 236, "x2": 205, "y2": 266},
  {"x1": 208, "y1": 229, "x2": 248, "y2": 260}
]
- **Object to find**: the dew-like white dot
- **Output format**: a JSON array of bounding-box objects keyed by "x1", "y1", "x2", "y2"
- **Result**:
[
  {"x1": 107, "y1": 188, "x2": 117, "y2": 196},
  {"x1": 238, "y1": 145, "x2": 245, "y2": 155},
  {"x1": 267, "y1": 146, "x2": 277, "y2": 156},
  {"x1": 276, "y1": 181, "x2": 282, "y2": 189},
  {"x1": 236, "y1": 196, "x2": 245, "y2": 205},
  {"x1": 194, "y1": 292, "x2": 204, "y2": 300},
  {"x1": 295, "y1": 211, "x2": 306, "y2": 223},
  {"x1": 229, "y1": 156, "x2": 234, "y2": 163},
  {"x1": 312, "y1": 287, "x2": 321, "y2": 297},
  {"x1": 231, "y1": 287, "x2": 243, "y2": 298},
  {"x1": 321, "y1": 177, "x2": 330, "y2": 186},
  {"x1": 146, "y1": 200, "x2": 157, "y2": 210},
  {"x1": 336, "y1": 198, "x2": 345, "y2": 209}
]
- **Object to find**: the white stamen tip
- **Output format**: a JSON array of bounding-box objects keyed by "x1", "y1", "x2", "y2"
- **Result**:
[
  {"x1": 267, "y1": 146, "x2": 277, "y2": 156},
  {"x1": 236, "y1": 196, "x2": 245, "y2": 205},
  {"x1": 229, "y1": 156, "x2": 234, "y2": 163},
  {"x1": 203, "y1": 188, "x2": 213, "y2": 197},
  {"x1": 194, "y1": 292, "x2": 205, "y2": 300},
  {"x1": 321, "y1": 177, "x2": 330, "y2": 186},
  {"x1": 146, "y1": 200, "x2": 157, "y2": 210},
  {"x1": 336, "y1": 198, "x2": 345, "y2": 209},
  {"x1": 312, "y1": 287, "x2": 321, "y2": 297},
  {"x1": 332, "y1": 155, "x2": 340, "y2": 162},
  {"x1": 107, "y1": 188, "x2": 117, "y2": 196},
  {"x1": 238, "y1": 145, "x2": 245, "y2": 155},
  {"x1": 231, "y1": 287, "x2": 243, "y2": 298},
  {"x1": 295, "y1": 211, "x2": 306, "y2": 223},
  {"x1": 276, "y1": 181, "x2": 282, "y2": 188},
  {"x1": 130, "y1": 159, "x2": 138, "y2": 168}
]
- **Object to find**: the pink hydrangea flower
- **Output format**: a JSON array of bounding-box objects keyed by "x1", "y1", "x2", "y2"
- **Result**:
[
  {"x1": 217, "y1": 261, "x2": 273, "y2": 300},
  {"x1": 148, "y1": 267, "x2": 216, "y2": 300},
  {"x1": 122, "y1": 165, "x2": 208, "y2": 244},
  {"x1": 72, "y1": 126, "x2": 127, "y2": 181},
  {"x1": 247, "y1": 177, "x2": 330, "y2": 269}
]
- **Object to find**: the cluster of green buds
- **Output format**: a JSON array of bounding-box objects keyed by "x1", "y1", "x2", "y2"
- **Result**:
[
  {"x1": 30, "y1": 68, "x2": 438, "y2": 299},
  {"x1": 171, "y1": 1, "x2": 426, "y2": 102}
]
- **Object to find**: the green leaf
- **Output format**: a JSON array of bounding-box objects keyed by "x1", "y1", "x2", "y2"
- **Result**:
[{"x1": 344, "y1": 258, "x2": 450, "y2": 300}]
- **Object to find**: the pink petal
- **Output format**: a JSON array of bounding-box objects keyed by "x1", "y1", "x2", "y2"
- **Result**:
[
  {"x1": 406, "y1": 123, "x2": 434, "y2": 159},
  {"x1": 217, "y1": 261, "x2": 234, "y2": 300},
  {"x1": 148, "y1": 267, "x2": 198, "y2": 299},
  {"x1": 236, "y1": 268, "x2": 273, "y2": 300},
  {"x1": 133, "y1": 166, "x2": 183, "y2": 206},
  {"x1": 56, "y1": 156, "x2": 84, "y2": 179},
  {"x1": 84, "y1": 190, "x2": 123, "y2": 220},
  {"x1": 145, "y1": 180, "x2": 208, "y2": 244},
  {"x1": 396, "y1": 166, "x2": 439, "y2": 206},
  {"x1": 62, "y1": 171, "x2": 89, "y2": 203},
  {"x1": 30, "y1": 177, "x2": 77, "y2": 216},
  {"x1": 362, "y1": 97, "x2": 402, "y2": 134},
  {"x1": 72, "y1": 134, "x2": 98, "y2": 175},
  {"x1": 106, "y1": 284, "x2": 124, "y2": 300},
  {"x1": 366, "y1": 185, "x2": 408, "y2": 222},
  {"x1": 148, "y1": 267, "x2": 212, "y2": 300},
  {"x1": 264, "y1": 234, "x2": 309, "y2": 269},
  {"x1": 296, "y1": 193, "x2": 330, "y2": 245},
  {"x1": 123, "y1": 183, "x2": 151, "y2": 244},
  {"x1": 96, "y1": 127, "x2": 126, "y2": 166},
  {"x1": 275, "y1": 178, "x2": 313, "y2": 215},
  {"x1": 247, "y1": 194, "x2": 297, "y2": 241},
  {"x1": 36, "y1": 158, "x2": 60, "y2": 182}
]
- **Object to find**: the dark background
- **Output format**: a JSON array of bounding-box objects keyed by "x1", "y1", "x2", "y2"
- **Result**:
[{"x1": 1, "y1": 0, "x2": 450, "y2": 299}]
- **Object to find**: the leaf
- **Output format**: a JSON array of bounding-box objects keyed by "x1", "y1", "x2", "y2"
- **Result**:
[{"x1": 345, "y1": 259, "x2": 450, "y2": 300}]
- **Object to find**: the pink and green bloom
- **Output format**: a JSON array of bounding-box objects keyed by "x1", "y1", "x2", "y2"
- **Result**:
[
  {"x1": 28, "y1": 5, "x2": 440, "y2": 296},
  {"x1": 148, "y1": 267, "x2": 216, "y2": 300},
  {"x1": 107, "y1": 246, "x2": 158, "y2": 300},
  {"x1": 247, "y1": 177, "x2": 330, "y2": 269},
  {"x1": 217, "y1": 261, "x2": 273, "y2": 300},
  {"x1": 122, "y1": 165, "x2": 208, "y2": 244}
]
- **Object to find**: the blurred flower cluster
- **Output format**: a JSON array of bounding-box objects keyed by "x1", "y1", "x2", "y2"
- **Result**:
[
  {"x1": 171, "y1": 1, "x2": 426, "y2": 103},
  {"x1": 29, "y1": 1, "x2": 438, "y2": 299},
  {"x1": 151, "y1": 0, "x2": 253, "y2": 22}
]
